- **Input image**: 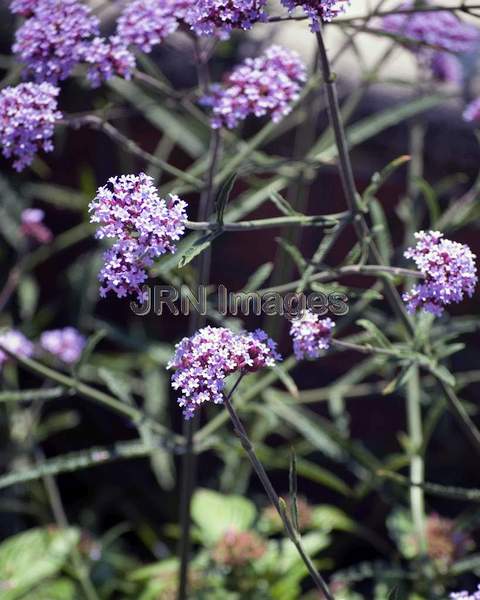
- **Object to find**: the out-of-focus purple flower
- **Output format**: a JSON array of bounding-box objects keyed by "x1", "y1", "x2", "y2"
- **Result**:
[
  {"x1": 79, "y1": 36, "x2": 136, "y2": 88},
  {"x1": 20, "y1": 208, "x2": 53, "y2": 244},
  {"x1": 429, "y1": 52, "x2": 462, "y2": 84},
  {"x1": 382, "y1": 2, "x2": 479, "y2": 53},
  {"x1": 450, "y1": 586, "x2": 480, "y2": 599},
  {"x1": 13, "y1": 0, "x2": 100, "y2": 83},
  {"x1": 289, "y1": 310, "x2": 334, "y2": 360},
  {"x1": 403, "y1": 230, "x2": 478, "y2": 316},
  {"x1": 89, "y1": 173, "x2": 187, "y2": 301},
  {"x1": 463, "y1": 97, "x2": 480, "y2": 122},
  {"x1": 168, "y1": 326, "x2": 281, "y2": 419},
  {"x1": 116, "y1": 0, "x2": 179, "y2": 53},
  {"x1": 9, "y1": 0, "x2": 39, "y2": 15},
  {"x1": 202, "y1": 45, "x2": 306, "y2": 129},
  {"x1": 40, "y1": 327, "x2": 86, "y2": 364},
  {"x1": 0, "y1": 330, "x2": 34, "y2": 368},
  {"x1": 280, "y1": 0, "x2": 349, "y2": 31},
  {"x1": 185, "y1": 0, "x2": 268, "y2": 39},
  {"x1": 0, "y1": 82, "x2": 62, "y2": 172}
]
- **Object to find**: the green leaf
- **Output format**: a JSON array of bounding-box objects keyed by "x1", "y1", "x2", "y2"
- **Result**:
[
  {"x1": 191, "y1": 488, "x2": 256, "y2": 545},
  {"x1": 369, "y1": 199, "x2": 393, "y2": 264},
  {"x1": 177, "y1": 230, "x2": 222, "y2": 269},
  {"x1": 243, "y1": 262, "x2": 273, "y2": 292},
  {"x1": 356, "y1": 319, "x2": 392, "y2": 349},
  {"x1": 275, "y1": 237, "x2": 306, "y2": 272},
  {"x1": 269, "y1": 191, "x2": 300, "y2": 216},
  {"x1": 273, "y1": 365, "x2": 299, "y2": 399},
  {"x1": 22, "y1": 579, "x2": 77, "y2": 600},
  {"x1": 289, "y1": 448, "x2": 299, "y2": 533},
  {"x1": 18, "y1": 275, "x2": 39, "y2": 321},
  {"x1": 215, "y1": 173, "x2": 237, "y2": 227},
  {"x1": 0, "y1": 387, "x2": 66, "y2": 403},
  {"x1": 0, "y1": 527, "x2": 80, "y2": 600},
  {"x1": 362, "y1": 155, "x2": 410, "y2": 206}
]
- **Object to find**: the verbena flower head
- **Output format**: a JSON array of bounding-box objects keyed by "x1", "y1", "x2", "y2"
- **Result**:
[
  {"x1": 463, "y1": 97, "x2": 480, "y2": 122},
  {"x1": 21, "y1": 208, "x2": 53, "y2": 243},
  {"x1": 79, "y1": 36, "x2": 136, "y2": 88},
  {"x1": 202, "y1": 45, "x2": 306, "y2": 129},
  {"x1": 382, "y1": 2, "x2": 479, "y2": 53},
  {"x1": 0, "y1": 330, "x2": 34, "y2": 368},
  {"x1": 429, "y1": 52, "x2": 462, "y2": 84},
  {"x1": 89, "y1": 173, "x2": 187, "y2": 301},
  {"x1": 116, "y1": 0, "x2": 179, "y2": 53},
  {"x1": 450, "y1": 586, "x2": 480, "y2": 600},
  {"x1": 185, "y1": 0, "x2": 268, "y2": 39},
  {"x1": 40, "y1": 327, "x2": 86, "y2": 364},
  {"x1": 9, "y1": 0, "x2": 39, "y2": 15},
  {"x1": 425, "y1": 514, "x2": 472, "y2": 567},
  {"x1": 212, "y1": 529, "x2": 267, "y2": 566},
  {"x1": 168, "y1": 326, "x2": 281, "y2": 419},
  {"x1": 403, "y1": 230, "x2": 478, "y2": 316},
  {"x1": 280, "y1": 0, "x2": 350, "y2": 31},
  {"x1": 0, "y1": 82, "x2": 62, "y2": 171},
  {"x1": 290, "y1": 310, "x2": 334, "y2": 360},
  {"x1": 13, "y1": 0, "x2": 100, "y2": 83}
]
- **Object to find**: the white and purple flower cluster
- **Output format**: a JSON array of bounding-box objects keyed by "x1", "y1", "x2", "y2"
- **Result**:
[
  {"x1": 186, "y1": 0, "x2": 268, "y2": 39},
  {"x1": 382, "y1": 2, "x2": 479, "y2": 84},
  {"x1": 289, "y1": 310, "x2": 335, "y2": 360},
  {"x1": 281, "y1": 0, "x2": 349, "y2": 31},
  {"x1": 168, "y1": 326, "x2": 281, "y2": 419},
  {"x1": 0, "y1": 82, "x2": 62, "y2": 171},
  {"x1": 12, "y1": 0, "x2": 136, "y2": 87},
  {"x1": 202, "y1": 45, "x2": 307, "y2": 129},
  {"x1": 0, "y1": 330, "x2": 34, "y2": 368},
  {"x1": 450, "y1": 586, "x2": 480, "y2": 600},
  {"x1": 89, "y1": 173, "x2": 187, "y2": 302},
  {"x1": 403, "y1": 231, "x2": 478, "y2": 316},
  {"x1": 40, "y1": 327, "x2": 86, "y2": 364}
]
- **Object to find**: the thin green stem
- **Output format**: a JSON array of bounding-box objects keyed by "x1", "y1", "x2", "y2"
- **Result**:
[
  {"x1": 223, "y1": 376, "x2": 334, "y2": 600},
  {"x1": 185, "y1": 212, "x2": 349, "y2": 231}
]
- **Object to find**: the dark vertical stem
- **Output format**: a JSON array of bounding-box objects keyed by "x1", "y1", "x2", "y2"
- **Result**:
[
  {"x1": 177, "y1": 81, "x2": 221, "y2": 596},
  {"x1": 223, "y1": 377, "x2": 334, "y2": 600},
  {"x1": 315, "y1": 28, "x2": 415, "y2": 339}
]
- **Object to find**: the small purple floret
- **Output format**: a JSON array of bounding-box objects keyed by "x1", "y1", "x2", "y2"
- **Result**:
[
  {"x1": 40, "y1": 327, "x2": 86, "y2": 364},
  {"x1": 0, "y1": 330, "x2": 34, "y2": 368},
  {"x1": 290, "y1": 311, "x2": 334, "y2": 360}
]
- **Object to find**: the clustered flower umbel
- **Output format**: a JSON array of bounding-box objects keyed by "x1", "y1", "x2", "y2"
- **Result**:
[
  {"x1": 212, "y1": 529, "x2": 267, "y2": 567},
  {"x1": 0, "y1": 82, "x2": 62, "y2": 171},
  {"x1": 40, "y1": 327, "x2": 86, "y2": 364},
  {"x1": 185, "y1": 0, "x2": 268, "y2": 39},
  {"x1": 202, "y1": 45, "x2": 306, "y2": 129},
  {"x1": 451, "y1": 587, "x2": 480, "y2": 600},
  {"x1": 12, "y1": 0, "x2": 135, "y2": 87},
  {"x1": 168, "y1": 326, "x2": 281, "y2": 419},
  {"x1": 289, "y1": 310, "x2": 335, "y2": 360},
  {"x1": 382, "y1": 2, "x2": 479, "y2": 83},
  {"x1": 403, "y1": 231, "x2": 478, "y2": 316},
  {"x1": 280, "y1": 0, "x2": 350, "y2": 31},
  {"x1": 0, "y1": 330, "x2": 34, "y2": 368},
  {"x1": 89, "y1": 173, "x2": 187, "y2": 302}
]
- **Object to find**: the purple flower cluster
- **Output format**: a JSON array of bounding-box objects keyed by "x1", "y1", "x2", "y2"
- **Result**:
[
  {"x1": 168, "y1": 326, "x2": 281, "y2": 419},
  {"x1": 280, "y1": 0, "x2": 350, "y2": 30},
  {"x1": 116, "y1": 0, "x2": 180, "y2": 53},
  {"x1": 382, "y1": 3, "x2": 479, "y2": 53},
  {"x1": 450, "y1": 587, "x2": 480, "y2": 600},
  {"x1": 463, "y1": 97, "x2": 480, "y2": 122},
  {"x1": 0, "y1": 82, "x2": 62, "y2": 171},
  {"x1": 403, "y1": 231, "x2": 478, "y2": 316},
  {"x1": 78, "y1": 36, "x2": 136, "y2": 88},
  {"x1": 89, "y1": 173, "x2": 187, "y2": 302},
  {"x1": 40, "y1": 327, "x2": 86, "y2": 364},
  {"x1": 186, "y1": 0, "x2": 268, "y2": 39},
  {"x1": 13, "y1": 0, "x2": 100, "y2": 83},
  {"x1": 203, "y1": 45, "x2": 306, "y2": 129},
  {"x1": 21, "y1": 208, "x2": 53, "y2": 244},
  {"x1": 0, "y1": 330, "x2": 34, "y2": 368},
  {"x1": 382, "y1": 2, "x2": 478, "y2": 82},
  {"x1": 289, "y1": 311, "x2": 335, "y2": 360},
  {"x1": 10, "y1": 0, "x2": 38, "y2": 15}
]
